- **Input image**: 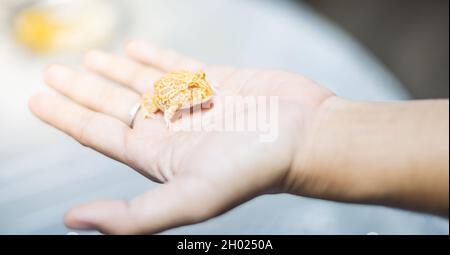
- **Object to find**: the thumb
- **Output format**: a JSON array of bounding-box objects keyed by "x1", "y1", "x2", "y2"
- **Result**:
[{"x1": 64, "y1": 178, "x2": 222, "y2": 234}]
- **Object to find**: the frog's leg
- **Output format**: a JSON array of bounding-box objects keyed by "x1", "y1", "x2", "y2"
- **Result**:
[
  {"x1": 163, "y1": 105, "x2": 178, "y2": 127},
  {"x1": 188, "y1": 71, "x2": 205, "y2": 89},
  {"x1": 141, "y1": 94, "x2": 159, "y2": 119}
]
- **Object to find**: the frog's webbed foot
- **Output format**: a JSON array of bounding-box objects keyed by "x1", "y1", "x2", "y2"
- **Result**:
[
  {"x1": 141, "y1": 94, "x2": 159, "y2": 119},
  {"x1": 144, "y1": 105, "x2": 158, "y2": 119}
]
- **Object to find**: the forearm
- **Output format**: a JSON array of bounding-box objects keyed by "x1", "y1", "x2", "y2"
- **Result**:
[{"x1": 289, "y1": 97, "x2": 449, "y2": 216}]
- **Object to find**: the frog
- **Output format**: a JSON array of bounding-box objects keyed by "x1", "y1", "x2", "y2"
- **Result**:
[{"x1": 141, "y1": 70, "x2": 214, "y2": 126}]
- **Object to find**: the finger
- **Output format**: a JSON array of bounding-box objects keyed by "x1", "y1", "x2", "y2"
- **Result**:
[
  {"x1": 64, "y1": 178, "x2": 222, "y2": 234},
  {"x1": 29, "y1": 91, "x2": 129, "y2": 163},
  {"x1": 125, "y1": 40, "x2": 206, "y2": 72},
  {"x1": 84, "y1": 50, "x2": 162, "y2": 94},
  {"x1": 44, "y1": 65, "x2": 140, "y2": 125}
]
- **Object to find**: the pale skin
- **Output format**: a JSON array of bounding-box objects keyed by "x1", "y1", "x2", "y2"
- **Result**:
[{"x1": 28, "y1": 40, "x2": 449, "y2": 234}]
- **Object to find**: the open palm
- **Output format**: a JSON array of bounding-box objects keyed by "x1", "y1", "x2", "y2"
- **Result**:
[{"x1": 29, "y1": 40, "x2": 333, "y2": 234}]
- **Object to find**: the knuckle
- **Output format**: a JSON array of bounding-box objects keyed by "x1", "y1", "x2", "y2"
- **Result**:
[
  {"x1": 76, "y1": 112, "x2": 95, "y2": 147},
  {"x1": 96, "y1": 83, "x2": 115, "y2": 111}
]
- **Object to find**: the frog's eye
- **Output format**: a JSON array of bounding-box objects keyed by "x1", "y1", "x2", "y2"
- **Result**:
[
  {"x1": 194, "y1": 70, "x2": 206, "y2": 79},
  {"x1": 188, "y1": 82, "x2": 199, "y2": 88}
]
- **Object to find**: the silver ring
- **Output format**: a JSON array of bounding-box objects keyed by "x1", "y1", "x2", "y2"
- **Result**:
[{"x1": 128, "y1": 102, "x2": 141, "y2": 128}]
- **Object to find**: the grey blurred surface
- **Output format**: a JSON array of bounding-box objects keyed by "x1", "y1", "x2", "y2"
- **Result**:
[
  {"x1": 0, "y1": 0, "x2": 448, "y2": 234},
  {"x1": 305, "y1": 0, "x2": 449, "y2": 99}
]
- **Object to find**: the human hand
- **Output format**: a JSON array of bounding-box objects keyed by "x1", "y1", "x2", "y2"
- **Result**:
[{"x1": 29, "y1": 40, "x2": 334, "y2": 234}]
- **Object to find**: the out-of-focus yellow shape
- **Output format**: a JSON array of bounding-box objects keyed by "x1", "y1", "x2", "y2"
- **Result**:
[
  {"x1": 11, "y1": 0, "x2": 118, "y2": 54},
  {"x1": 13, "y1": 8, "x2": 64, "y2": 52}
]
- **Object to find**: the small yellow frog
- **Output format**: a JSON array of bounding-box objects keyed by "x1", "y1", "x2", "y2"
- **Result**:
[{"x1": 141, "y1": 70, "x2": 214, "y2": 126}]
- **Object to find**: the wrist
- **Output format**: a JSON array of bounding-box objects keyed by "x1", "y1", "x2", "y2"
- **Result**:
[
  {"x1": 286, "y1": 96, "x2": 384, "y2": 203},
  {"x1": 283, "y1": 95, "x2": 449, "y2": 215}
]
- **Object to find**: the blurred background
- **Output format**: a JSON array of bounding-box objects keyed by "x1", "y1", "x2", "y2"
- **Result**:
[
  {"x1": 0, "y1": 0, "x2": 448, "y2": 234},
  {"x1": 306, "y1": 0, "x2": 449, "y2": 99}
]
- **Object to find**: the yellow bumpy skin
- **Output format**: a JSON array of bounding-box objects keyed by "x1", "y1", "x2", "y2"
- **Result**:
[{"x1": 141, "y1": 70, "x2": 214, "y2": 126}]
